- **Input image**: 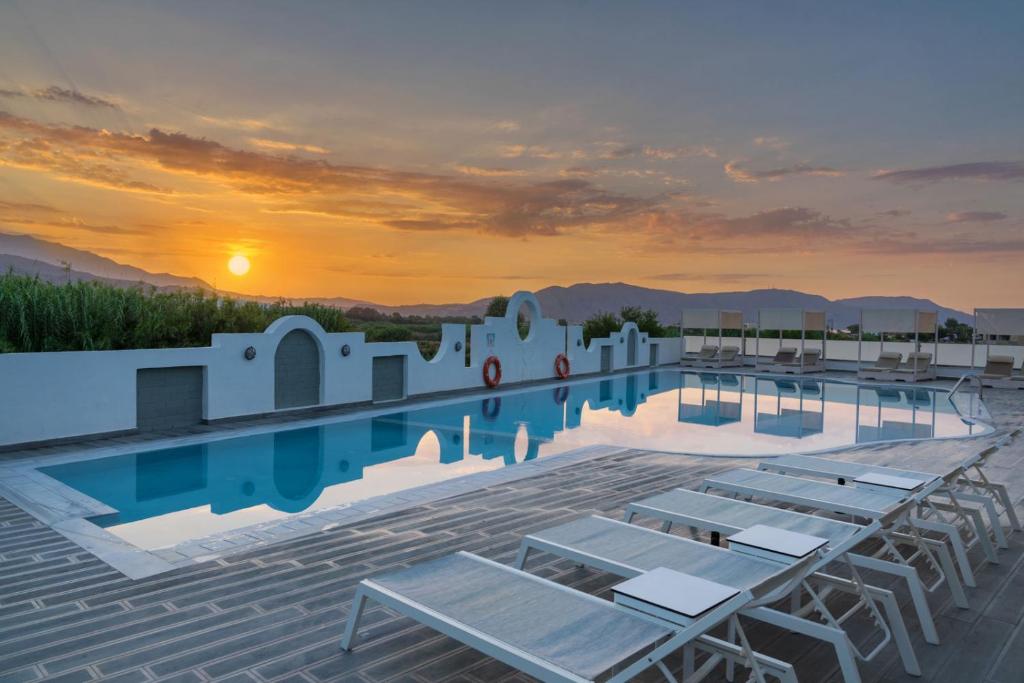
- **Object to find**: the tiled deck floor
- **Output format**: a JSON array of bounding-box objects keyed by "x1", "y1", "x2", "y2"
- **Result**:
[{"x1": 1, "y1": 386, "x2": 1023, "y2": 683}]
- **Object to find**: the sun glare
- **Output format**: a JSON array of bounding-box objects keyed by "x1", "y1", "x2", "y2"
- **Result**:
[{"x1": 228, "y1": 254, "x2": 251, "y2": 276}]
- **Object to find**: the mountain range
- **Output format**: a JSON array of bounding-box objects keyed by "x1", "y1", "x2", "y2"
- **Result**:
[{"x1": 0, "y1": 231, "x2": 973, "y2": 327}]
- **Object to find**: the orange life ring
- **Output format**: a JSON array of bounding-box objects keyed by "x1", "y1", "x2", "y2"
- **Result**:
[
  {"x1": 483, "y1": 355, "x2": 502, "y2": 388},
  {"x1": 554, "y1": 353, "x2": 570, "y2": 379}
]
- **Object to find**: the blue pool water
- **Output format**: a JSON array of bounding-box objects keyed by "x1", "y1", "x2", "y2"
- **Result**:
[{"x1": 40, "y1": 370, "x2": 980, "y2": 549}]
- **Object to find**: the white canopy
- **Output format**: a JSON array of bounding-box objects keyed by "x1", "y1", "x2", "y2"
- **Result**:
[
  {"x1": 861, "y1": 309, "x2": 937, "y2": 335},
  {"x1": 681, "y1": 309, "x2": 743, "y2": 330},
  {"x1": 975, "y1": 309, "x2": 1024, "y2": 337},
  {"x1": 758, "y1": 309, "x2": 826, "y2": 331}
]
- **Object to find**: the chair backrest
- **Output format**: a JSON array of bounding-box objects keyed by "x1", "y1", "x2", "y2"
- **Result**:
[
  {"x1": 774, "y1": 347, "x2": 797, "y2": 362},
  {"x1": 720, "y1": 346, "x2": 739, "y2": 360},
  {"x1": 906, "y1": 352, "x2": 932, "y2": 370},
  {"x1": 875, "y1": 351, "x2": 903, "y2": 369},
  {"x1": 699, "y1": 344, "x2": 719, "y2": 358},
  {"x1": 984, "y1": 355, "x2": 1015, "y2": 377},
  {"x1": 801, "y1": 348, "x2": 821, "y2": 363}
]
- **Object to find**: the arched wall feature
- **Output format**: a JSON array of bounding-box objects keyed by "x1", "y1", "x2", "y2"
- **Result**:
[
  {"x1": 627, "y1": 327, "x2": 638, "y2": 366},
  {"x1": 275, "y1": 329, "x2": 321, "y2": 409},
  {"x1": 469, "y1": 291, "x2": 565, "y2": 384}
]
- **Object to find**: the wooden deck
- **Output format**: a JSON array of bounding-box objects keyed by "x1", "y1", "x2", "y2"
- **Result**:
[{"x1": 1, "y1": 386, "x2": 1022, "y2": 683}]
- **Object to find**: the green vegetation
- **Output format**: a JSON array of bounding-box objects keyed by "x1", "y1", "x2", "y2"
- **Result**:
[
  {"x1": 0, "y1": 273, "x2": 350, "y2": 353},
  {"x1": 582, "y1": 307, "x2": 676, "y2": 343}
]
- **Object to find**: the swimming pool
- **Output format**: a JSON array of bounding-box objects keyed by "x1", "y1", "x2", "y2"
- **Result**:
[{"x1": 40, "y1": 370, "x2": 982, "y2": 550}]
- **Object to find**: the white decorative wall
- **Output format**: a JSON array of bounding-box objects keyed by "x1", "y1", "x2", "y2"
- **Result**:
[{"x1": 0, "y1": 291, "x2": 677, "y2": 448}]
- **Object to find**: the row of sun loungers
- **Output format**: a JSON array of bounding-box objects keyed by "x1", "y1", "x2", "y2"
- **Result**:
[
  {"x1": 757, "y1": 347, "x2": 825, "y2": 375},
  {"x1": 341, "y1": 430, "x2": 1021, "y2": 682},
  {"x1": 857, "y1": 351, "x2": 936, "y2": 383},
  {"x1": 979, "y1": 355, "x2": 1024, "y2": 389},
  {"x1": 681, "y1": 344, "x2": 744, "y2": 369}
]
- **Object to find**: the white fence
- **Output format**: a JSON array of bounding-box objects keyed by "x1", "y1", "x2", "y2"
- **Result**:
[{"x1": 683, "y1": 335, "x2": 1024, "y2": 367}]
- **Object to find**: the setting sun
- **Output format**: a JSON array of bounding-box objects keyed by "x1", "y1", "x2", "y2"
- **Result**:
[{"x1": 227, "y1": 254, "x2": 251, "y2": 276}]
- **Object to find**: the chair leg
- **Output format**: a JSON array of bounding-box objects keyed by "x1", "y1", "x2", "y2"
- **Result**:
[
  {"x1": 909, "y1": 517, "x2": 983, "y2": 584},
  {"x1": 957, "y1": 492, "x2": 1008, "y2": 549},
  {"x1": 340, "y1": 588, "x2": 370, "y2": 651},
  {"x1": 848, "y1": 553, "x2": 940, "y2": 645},
  {"x1": 862, "y1": 584, "x2": 921, "y2": 676},
  {"x1": 513, "y1": 543, "x2": 531, "y2": 569},
  {"x1": 746, "y1": 606, "x2": 862, "y2": 683}
]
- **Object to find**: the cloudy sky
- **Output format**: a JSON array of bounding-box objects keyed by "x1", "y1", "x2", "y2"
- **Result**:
[{"x1": 0, "y1": 1, "x2": 1021, "y2": 308}]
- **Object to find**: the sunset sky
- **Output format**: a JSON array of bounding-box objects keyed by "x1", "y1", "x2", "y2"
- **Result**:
[{"x1": 0, "y1": 1, "x2": 1022, "y2": 309}]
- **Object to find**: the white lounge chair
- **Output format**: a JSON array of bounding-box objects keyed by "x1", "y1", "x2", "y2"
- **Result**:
[
  {"x1": 857, "y1": 351, "x2": 903, "y2": 381},
  {"x1": 979, "y1": 355, "x2": 1024, "y2": 389},
  {"x1": 890, "y1": 352, "x2": 936, "y2": 382},
  {"x1": 697, "y1": 469, "x2": 971, "y2": 607},
  {"x1": 681, "y1": 344, "x2": 719, "y2": 368},
  {"x1": 623, "y1": 488, "x2": 946, "y2": 648},
  {"x1": 517, "y1": 514, "x2": 921, "y2": 681},
  {"x1": 342, "y1": 551, "x2": 798, "y2": 682},
  {"x1": 758, "y1": 347, "x2": 797, "y2": 373},
  {"x1": 701, "y1": 345, "x2": 742, "y2": 368},
  {"x1": 777, "y1": 348, "x2": 824, "y2": 374}
]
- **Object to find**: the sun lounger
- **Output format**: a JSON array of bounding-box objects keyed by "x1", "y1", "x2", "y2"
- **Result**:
[
  {"x1": 697, "y1": 468, "x2": 971, "y2": 610},
  {"x1": 980, "y1": 355, "x2": 1024, "y2": 389},
  {"x1": 890, "y1": 352, "x2": 936, "y2": 382},
  {"x1": 857, "y1": 352, "x2": 903, "y2": 381},
  {"x1": 681, "y1": 344, "x2": 719, "y2": 368},
  {"x1": 778, "y1": 348, "x2": 825, "y2": 374},
  {"x1": 758, "y1": 347, "x2": 798, "y2": 373},
  {"x1": 517, "y1": 514, "x2": 921, "y2": 681},
  {"x1": 623, "y1": 488, "x2": 946, "y2": 648},
  {"x1": 342, "y1": 551, "x2": 798, "y2": 682},
  {"x1": 712, "y1": 345, "x2": 743, "y2": 368},
  {"x1": 758, "y1": 454, "x2": 1009, "y2": 568}
]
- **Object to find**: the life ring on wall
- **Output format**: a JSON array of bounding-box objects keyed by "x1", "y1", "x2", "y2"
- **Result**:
[
  {"x1": 483, "y1": 355, "x2": 502, "y2": 388},
  {"x1": 554, "y1": 353, "x2": 570, "y2": 379}
]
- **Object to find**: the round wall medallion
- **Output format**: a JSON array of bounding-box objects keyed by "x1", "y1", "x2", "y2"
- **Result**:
[
  {"x1": 243, "y1": 346, "x2": 256, "y2": 360},
  {"x1": 620, "y1": 337, "x2": 624, "y2": 344},
  {"x1": 455, "y1": 341, "x2": 463, "y2": 352},
  {"x1": 341, "y1": 344, "x2": 351, "y2": 357},
  {"x1": 576, "y1": 339, "x2": 582, "y2": 346}
]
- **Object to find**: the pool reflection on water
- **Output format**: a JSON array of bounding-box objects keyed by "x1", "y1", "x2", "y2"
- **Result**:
[{"x1": 40, "y1": 370, "x2": 979, "y2": 549}]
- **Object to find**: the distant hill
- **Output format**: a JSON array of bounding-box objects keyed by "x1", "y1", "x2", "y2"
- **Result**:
[
  {"x1": 0, "y1": 231, "x2": 212, "y2": 290},
  {"x1": 0, "y1": 232, "x2": 972, "y2": 327}
]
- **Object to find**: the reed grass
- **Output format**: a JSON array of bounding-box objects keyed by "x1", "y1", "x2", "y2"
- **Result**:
[{"x1": 0, "y1": 273, "x2": 349, "y2": 353}]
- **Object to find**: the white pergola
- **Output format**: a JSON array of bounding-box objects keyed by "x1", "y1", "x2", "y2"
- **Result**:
[
  {"x1": 755, "y1": 308, "x2": 827, "y2": 370},
  {"x1": 973, "y1": 308, "x2": 1024, "y2": 366},
  {"x1": 856, "y1": 309, "x2": 938, "y2": 369},
  {"x1": 680, "y1": 309, "x2": 744, "y2": 353}
]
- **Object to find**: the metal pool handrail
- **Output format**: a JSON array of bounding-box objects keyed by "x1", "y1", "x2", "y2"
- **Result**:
[{"x1": 947, "y1": 373, "x2": 984, "y2": 425}]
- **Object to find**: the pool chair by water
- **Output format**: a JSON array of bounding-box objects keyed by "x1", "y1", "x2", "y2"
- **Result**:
[
  {"x1": 516, "y1": 515, "x2": 920, "y2": 682},
  {"x1": 979, "y1": 355, "x2": 1024, "y2": 389},
  {"x1": 758, "y1": 453, "x2": 1016, "y2": 570},
  {"x1": 697, "y1": 469, "x2": 971, "y2": 612},
  {"x1": 857, "y1": 352, "x2": 903, "y2": 381},
  {"x1": 624, "y1": 487, "x2": 943, "y2": 654},
  {"x1": 758, "y1": 347, "x2": 798, "y2": 373},
  {"x1": 703, "y1": 345, "x2": 742, "y2": 369},
  {"x1": 777, "y1": 348, "x2": 824, "y2": 375},
  {"x1": 681, "y1": 344, "x2": 719, "y2": 368},
  {"x1": 341, "y1": 551, "x2": 799, "y2": 683},
  {"x1": 890, "y1": 352, "x2": 936, "y2": 382}
]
